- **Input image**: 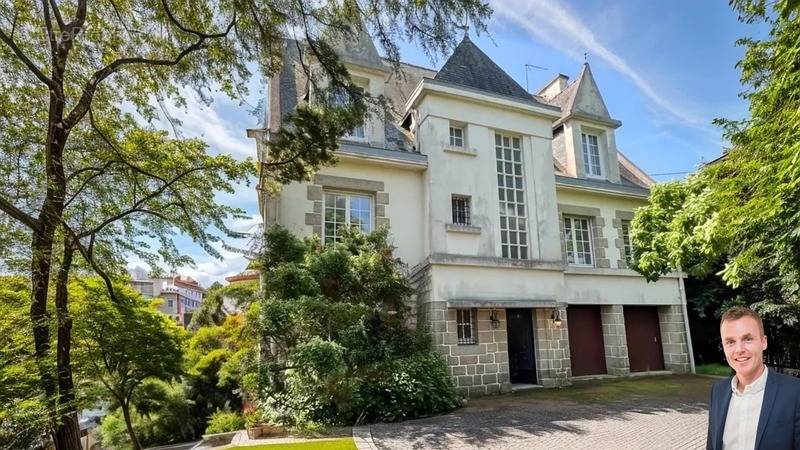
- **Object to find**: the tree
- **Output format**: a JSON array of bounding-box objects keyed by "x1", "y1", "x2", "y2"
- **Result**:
[
  {"x1": 257, "y1": 226, "x2": 459, "y2": 426},
  {"x1": 0, "y1": 1, "x2": 490, "y2": 448},
  {"x1": 631, "y1": 0, "x2": 800, "y2": 365},
  {"x1": 0, "y1": 276, "x2": 50, "y2": 449},
  {"x1": 71, "y1": 279, "x2": 185, "y2": 450}
]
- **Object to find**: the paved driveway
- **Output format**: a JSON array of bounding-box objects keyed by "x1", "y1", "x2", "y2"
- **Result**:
[{"x1": 357, "y1": 375, "x2": 715, "y2": 450}]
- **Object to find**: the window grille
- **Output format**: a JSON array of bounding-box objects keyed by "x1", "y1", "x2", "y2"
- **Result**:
[
  {"x1": 452, "y1": 195, "x2": 471, "y2": 225},
  {"x1": 456, "y1": 309, "x2": 476, "y2": 345}
]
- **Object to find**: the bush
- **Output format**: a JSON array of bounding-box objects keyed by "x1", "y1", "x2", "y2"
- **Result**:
[
  {"x1": 97, "y1": 413, "x2": 131, "y2": 450},
  {"x1": 352, "y1": 353, "x2": 461, "y2": 423},
  {"x1": 205, "y1": 410, "x2": 245, "y2": 434},
  {"x1": 96, "y1": 381, "x2": 198, "y2": 449},
  {"x1": 258, "y1": 226, "x2": 461, "y2": 427}
]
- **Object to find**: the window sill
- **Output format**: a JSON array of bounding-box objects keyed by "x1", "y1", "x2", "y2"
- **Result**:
[
  {"x1": 444, "y1": 146, "x2": 477, "y2": 156},
  {"x1": 567, "y1": 263, "x2": 595, "y2": 269},
  {"x1": 445, "y1": 224, "x2": 481, "y2": 234}
]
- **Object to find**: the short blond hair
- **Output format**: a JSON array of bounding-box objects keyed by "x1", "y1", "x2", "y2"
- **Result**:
[{"x1": 720, "y1": 306, "x2": 764, "y2": 334}]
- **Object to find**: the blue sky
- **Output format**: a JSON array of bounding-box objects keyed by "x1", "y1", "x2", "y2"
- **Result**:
[{"x1": 130, "y1": 0, "x2": 766, "y2": 286}]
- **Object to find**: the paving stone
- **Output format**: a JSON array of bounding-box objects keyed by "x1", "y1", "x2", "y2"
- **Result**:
[{"x1": 366, "y1": 376, "x2": 711, "y2": 450}]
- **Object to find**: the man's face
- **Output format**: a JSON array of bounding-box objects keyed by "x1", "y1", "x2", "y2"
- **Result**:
[{"x1": 721, "y1": 316, "x2": 767, "y2": 380}]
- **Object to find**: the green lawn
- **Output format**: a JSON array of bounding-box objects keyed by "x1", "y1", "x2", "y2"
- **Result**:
[
  {"x1": 231, "y1": 438, "x2": 356, "y2": 450},
  {"x1": 695, "y1": 363, "x2": 733, "y2": 377}
]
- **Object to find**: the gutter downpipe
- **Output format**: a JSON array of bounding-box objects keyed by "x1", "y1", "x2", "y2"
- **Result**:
[{"x1": 677, "y1": 266, "x2": 696, "y2": 374}]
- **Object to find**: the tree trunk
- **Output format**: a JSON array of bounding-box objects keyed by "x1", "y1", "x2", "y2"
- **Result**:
[
  {"x1": 120, "y1": 400, "x2": 143, "y2": 450},
  {"x1": 52, "y1": 243, "x2": 82, "y2": 450}
]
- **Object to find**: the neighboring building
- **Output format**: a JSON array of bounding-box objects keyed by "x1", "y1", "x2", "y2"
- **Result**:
[
  {"x1": 251, "y1": 32, "x2": 695, "y2": 396},
  {"x1": 130, "y1": 273, "x2": 206, "y2": 327},
  {"x1": 223, "y1": 269, "x2": 261, "y2": 314}
]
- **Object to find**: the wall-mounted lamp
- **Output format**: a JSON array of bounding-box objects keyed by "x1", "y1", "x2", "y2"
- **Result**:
[
  {"x1": 551, "y1": 309, "x2": 563, "y2": 328},
  {"x1": 489, "y1": 309, "x2": 501, "y2": 329}
]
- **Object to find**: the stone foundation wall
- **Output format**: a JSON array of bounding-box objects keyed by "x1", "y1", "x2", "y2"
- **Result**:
[
  {"x1": 533, "y1": 306, "x2": 572, "y2": 387},
  {"x1": 658, "y1": 305, "x2": 691, "y2": 373},
  {"x1": 425, "y1": 302, "x2": 512, "y2": 397},
  {"x1": 600, "y1": 305, "x2": 630, "y2": 376}
]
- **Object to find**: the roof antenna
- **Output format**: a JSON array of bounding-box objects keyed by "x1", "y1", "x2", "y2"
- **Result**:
[{"x1": 524, "y1": 63, "x2": 547, "y2": 93}]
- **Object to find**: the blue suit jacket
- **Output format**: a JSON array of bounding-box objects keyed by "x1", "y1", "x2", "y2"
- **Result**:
[{"x1": 707, "y1": 369, "x2": 800, "y2": 450}]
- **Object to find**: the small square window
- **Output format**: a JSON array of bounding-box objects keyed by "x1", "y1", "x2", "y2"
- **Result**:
[
  {"x1": 449, "y1": 126, "x2": 464, "y2": 147},
  {"x1": 451, "y1": 195, "x2": 471, "y2": 226},
  {"x1": 456, "y1": 309, "x2": 477, "y2": 345}
]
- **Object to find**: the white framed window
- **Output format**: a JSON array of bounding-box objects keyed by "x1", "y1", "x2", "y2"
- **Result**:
[
  {"x1": 621, "y1": 219, "x2": 633, "y2": 264},
  {"x1": 348, "y1": 122, "x2": 366, "y2": 140},
  {"x1": 451, "y1": 195, "x2": 471, "y2": 226},
  {"x1": 564, "y1": 216, "x2": 594, "y2": 266},
  {"x1": 456, "y1": 309, "x2": 477, "y2": 345},
  {"x1": 167, "y1": 300, "x2": 173, "y2": 308},
  {"x1": 495, "y1": 133, "x2": 528, "y2": 259},
  {"x1": 331, "y1": 85, "x2": 367, "y2": 141},
  {"x1": 323, "y1": 191, "x2": 373, "y2": 244},
  {"x1": 581, "y1": 133, "x2": 602, "y2": 177},
  {"x1": 449, "y1": 126, "x2": 464, "y2": 147}
]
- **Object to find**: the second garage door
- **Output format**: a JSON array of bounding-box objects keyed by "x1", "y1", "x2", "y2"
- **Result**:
[
  {"x1": 567, "y1": 305, "x2": 607, "y2": 376},
  {"x1": 624, "y1": 306, "x2": 665, "y2": 372}
]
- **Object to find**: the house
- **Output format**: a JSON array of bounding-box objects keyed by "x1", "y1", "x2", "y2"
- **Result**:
[
  {"x1": 250, "y1": 32, "x2": 695, "y2": 395},
  {"x1": 129, "y1": 273, "x2": 206, "y2": 327}
]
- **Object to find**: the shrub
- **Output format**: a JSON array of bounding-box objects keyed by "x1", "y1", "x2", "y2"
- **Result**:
[
  {"x1": 95, "y1": 381, "x2": 198, "y2": 449},
  {"x1": 205, "y1": 410, "x2": 245, "y2": 434},
  {"x1": 258, "y1": 226, "x2": 461, "y2": 427}
]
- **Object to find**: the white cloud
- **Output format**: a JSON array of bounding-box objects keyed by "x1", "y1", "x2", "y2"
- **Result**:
[
  {"x1": 491, "y1": 0, "x2": 706, "y2": 128},
  {"x1": 156, "y1": 91, "x2": 254, "y2": 158}
]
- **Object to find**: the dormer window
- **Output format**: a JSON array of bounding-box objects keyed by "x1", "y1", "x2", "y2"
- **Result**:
[
  {"x1": 581, "y1": 133, "x2": 602, "y2": 177},
  {"x1": 331, "y1": 83, "x2": 368, "y2": 142},
  {"x1": 449, "y1": 125, "x2": 464, "y2": 148}
]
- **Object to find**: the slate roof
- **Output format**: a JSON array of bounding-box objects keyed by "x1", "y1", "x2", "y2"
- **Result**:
[
  {"x1": 434, "y1": 35, "x2": 533, "y2": 102},
  {"x1": 547, "y1": 63, "x2": 617, "y2": 125}
]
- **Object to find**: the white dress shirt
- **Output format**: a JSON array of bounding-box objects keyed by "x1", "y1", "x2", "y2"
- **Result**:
[{"x1": 722, "y1": 365, "x2": 768, "y2": 450}]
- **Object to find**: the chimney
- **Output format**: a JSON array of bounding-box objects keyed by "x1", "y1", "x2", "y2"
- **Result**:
[{"x1": 538, "y1": 74, "x2": 570, "y2": 101}]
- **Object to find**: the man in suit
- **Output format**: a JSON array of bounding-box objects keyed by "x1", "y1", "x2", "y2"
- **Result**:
[{"x1": 707, "y1": 306, "x2": 800, "y2": 450}]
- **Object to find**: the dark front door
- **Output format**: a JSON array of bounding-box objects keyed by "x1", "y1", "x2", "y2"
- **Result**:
[
  {"x1": 567, "y1": 305, "x2": 607, "y2": 376},
  {"x1": 506, "y1": 308, "x2": 537, "y2": 384},
  {"x1": 624, "y1": 306, "x2": 665, "y2": 372}
]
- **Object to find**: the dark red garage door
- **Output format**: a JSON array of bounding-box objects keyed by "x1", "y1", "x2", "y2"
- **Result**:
[
  {"x1": 624, "y1": 306, "x2": 665, "y2": 372},
  {"x1": 567, "y1": 305, "x2": 607, "y2": 376}
]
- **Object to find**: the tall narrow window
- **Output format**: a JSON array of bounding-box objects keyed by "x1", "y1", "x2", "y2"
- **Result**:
[
  {"x1": 496, "y1": 133, "x2": 528, "y2": 259},
  {"x1": 449, "y1": 126, "x2": 464, "y2": 147},
  {"x1": 451, "y1": 195, "x2": 471, "y2": 226},
  {"x1": 564, "y1": 216, "x2": 593, "y2": 266},
  {"x1": 323, "y1": 192, "x2": 373, "y2": 244},
  {"x1": 456, "y1": 309, "x2": 476, "y2": 345},
  {"x1": 621, "y1": 219, "x2": 633, "y2": 264},
  {"x1": 581, "y1": 133, "x2": 602, "y2": 177}
]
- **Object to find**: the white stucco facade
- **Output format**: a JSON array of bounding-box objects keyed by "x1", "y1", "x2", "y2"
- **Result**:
[{"x1": 254, "y1": 35, "x2": 694, "y2": 396}]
